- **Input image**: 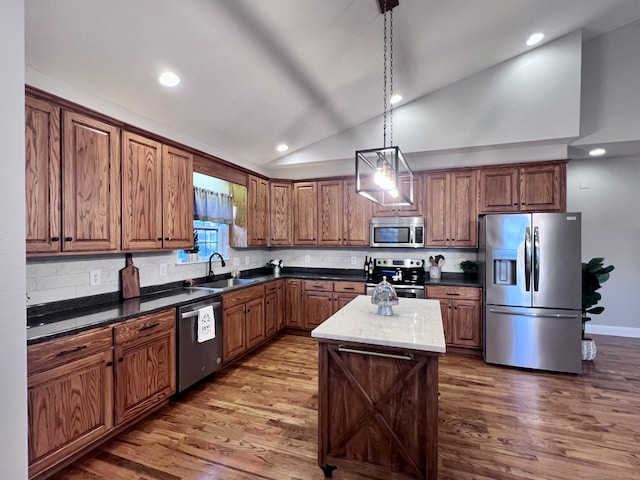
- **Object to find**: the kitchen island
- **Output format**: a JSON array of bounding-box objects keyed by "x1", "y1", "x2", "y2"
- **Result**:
[{"x1": 311, "y1": 295, "x2": 445, "y2": 480}]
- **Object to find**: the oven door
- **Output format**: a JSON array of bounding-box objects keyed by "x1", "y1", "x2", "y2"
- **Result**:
[{"x1": 366, "y1": 284, "x2": 425, "y2": 299}]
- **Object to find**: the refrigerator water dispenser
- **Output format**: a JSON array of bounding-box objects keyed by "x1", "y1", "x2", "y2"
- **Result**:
[{"x1": 492, "y1": 249, "x2": 516, "y2": 285}]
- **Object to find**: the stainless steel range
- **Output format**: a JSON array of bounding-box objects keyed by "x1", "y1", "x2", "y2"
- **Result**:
[{"x1": 365, "y1": 258, "x2": 426, "y2": 299}]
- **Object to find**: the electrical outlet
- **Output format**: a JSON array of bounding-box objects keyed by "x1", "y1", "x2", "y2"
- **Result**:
[
  {"x1": 351, "y1": 256, "x2": 357, "y2": 265},
  {"x1": 160, "y1": 264, "x2": 168, "y2": 276},
  {"x1": 90, "y1": 270, "x2": 101, "y2": 286},
  {"x1": 233, "y1": 257, "x2": 240, "y2": 267},
  {"x1": 305, "y1": 255, "x2": 310, "y2": 263}
]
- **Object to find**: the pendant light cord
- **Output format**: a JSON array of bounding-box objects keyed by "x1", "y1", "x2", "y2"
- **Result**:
[{"x1": 382, "y1": 1, "x2": 394, "y2": 149}]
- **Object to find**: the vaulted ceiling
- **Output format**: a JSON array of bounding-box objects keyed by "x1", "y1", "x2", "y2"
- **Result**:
[{"x1": 25, "y1": 0, "x2": 640, "y2": 175}]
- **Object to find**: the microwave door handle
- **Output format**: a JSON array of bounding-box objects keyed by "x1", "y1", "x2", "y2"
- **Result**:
[
  {"x1": 524, "y1": 227, "x2": 531, "y2": 292},
  {"x1": 533, "y1": 226, "x2": 540, "y2": 292}
]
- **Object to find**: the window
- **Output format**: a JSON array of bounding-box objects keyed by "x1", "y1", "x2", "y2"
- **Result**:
[{"x1": 177, "y1": 220, "x2": 228, "y2": 264}]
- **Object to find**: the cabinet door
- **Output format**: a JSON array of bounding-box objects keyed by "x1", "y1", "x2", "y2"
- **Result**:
[
  {"x1": 162, "y1": 145, "x2": 194, "y2": 249},
  {"x1": 397, "y1": 173, "x2": 424, "y2": 217},
  {"x1": 342, "y1": 178, "x2": 371, "y2": 246},
  {"x1": 276, "y1": 280, "x2": 286, "y2": 330},
  {"x1": 452, "y1": 300, "x2": 481, "y2": 347},
  {"x1": 449, "y1": 170, "x2": 478, "y2": 248},
  {"x1": 318, "y1": 180, "x2": 343, "y2": 246},
  {"x1": 293, "y1": 182, "x2": 318, "y2": 245},
  {"x1": 62, "y1": 111, "x2": 120, "y2": 252},
  {"x1": 304, "y1": 291, "x2": 334, "y2": 329},
  {"x1": 519, "y1": 163, "x2": 565, "y2": 212},
  {"x1": 286, "y1": 279, "x2": 303, "y2": 328},
  {"x1": 223, "y1": 304, "x2": 246, "y2": 362},
  {"x1": 25, "y1": 96, "x2": 61, "y2": 254},
  {"x1": 248, "y1": 175, "x2": 269, "y2": 246},
  {"x1": 334, "y1": 292, "x2": 359, "y2": 312},
  {"x1": 28, "y1": 349, "x2": 113, "y2": 478},
  {"x1": 265, "y1": 290, "x2": 278, "y2": 338},
  {"x1": 245, "y1": 297, "x2": 266, "y2": 350},
  {"x1": 425, "y1": 172, "x2": 449, "y2": 247},
  {"x1": 121, "y1": 132, "x2": 163, "y2": 250},
  {"x1": 270, "y1": 182, "x2": 292, "y2": 245},
  {"x1": 437, "y1": 299, "x2": 454, "y2": 345},
  {"x1": 478, "y1": 167, "x2": 519, "y2": 213},
  {"x1": 114, "y1": 326, "x2": 175, "y2": 425}
]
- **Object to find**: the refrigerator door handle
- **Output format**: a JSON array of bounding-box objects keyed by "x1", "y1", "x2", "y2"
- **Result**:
[
  {"x1": 533, "y1": 226, "x2": 540, "y2": 292},
  {"x1": 488, "y1": 308, "x2": 579, "y2": 319},
  {"x1": 524, "y1": 227, "x2": 532, "y2": 292}
]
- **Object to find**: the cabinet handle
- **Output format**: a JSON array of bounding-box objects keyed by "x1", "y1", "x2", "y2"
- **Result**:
[
  {"x1": 165, "y1": 237, "x2": 171, "y2": 241},
  {"x1": 445, "y1": 293, "x2": 460, "y2": 296},
  {"x1": 64, "y1": 236, "x2": 73, "y2": 241},
  {"x1": 140, "y1": 322, "x2": 160, "y2": 331},
  {"x1": 157, "y1": 237, "x2": 163, "y2": 241},
  {"x1": 343, "y1": 287, "x2": 355, "y2": 291},
  {"x1": 56, "y1": 345, "x2": 87, "y2": 357},
  {"x1": 118, "y1": 357, "x2": 124, "y2": 362},
  {"x1": 106, "y1": 361, "x2": 113, "y2": 367},
  {"x1": 513, "y1": 203, "x2": 518, "y2": 205},
  {"x1": 51, "y1": 236, "x2": 60, "y2": 241}
]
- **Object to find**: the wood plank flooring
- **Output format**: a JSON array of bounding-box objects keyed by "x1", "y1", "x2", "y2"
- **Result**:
[{"x1": 50, "y1": 334, "x2": 640, "y2": 480}]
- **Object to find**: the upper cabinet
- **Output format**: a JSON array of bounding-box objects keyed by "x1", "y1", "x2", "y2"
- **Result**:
[
  {"x1": 425, "y1": 170, "x2": 477, "y2": 248},
  {"x1": 121, "y1": 133, "x2": 193, "y2": 250},
  {"x1": 372, "y1": 174, "x2": 424, "y2": 218},
  {"x1": 248, "y1": 175, "x2": 269, "y2": 246},
  {"x1": 270, "y1": 181, "x2": 292, "y2": 246},
  {"x1": 317, "y1": 178, "x2": 371, "y2": 246},
  {"x1": 478, "y1": 162, "x2": 566, "y2": 213},
  {"x1": 61, "y1": 111, "x2": 121, "y2": 252},
  {"x1": 25, "y1": 97, "x2": 61, "y2": 254},
  {"x1": 293, "y1": 181, "x2": 317, "y2": 245}
]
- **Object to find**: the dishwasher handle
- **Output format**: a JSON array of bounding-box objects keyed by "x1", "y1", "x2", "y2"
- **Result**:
[{"x1": 180, "y1": 302, "x2": 222, "y2": 319}]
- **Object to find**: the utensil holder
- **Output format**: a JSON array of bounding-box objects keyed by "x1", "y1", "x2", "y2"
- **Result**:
[{"x1": 429, "y1": 266, "x2": 441, "y2": 279}]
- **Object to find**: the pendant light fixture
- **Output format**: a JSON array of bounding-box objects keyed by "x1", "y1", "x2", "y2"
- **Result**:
[{"x1": 355, "y1": 0, "x2": 413, "y2": 207}]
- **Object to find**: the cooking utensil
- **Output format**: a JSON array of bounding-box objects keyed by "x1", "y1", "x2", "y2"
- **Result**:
[{"x1": 119, "y1": 253, "x2": 140, "y2": 300}]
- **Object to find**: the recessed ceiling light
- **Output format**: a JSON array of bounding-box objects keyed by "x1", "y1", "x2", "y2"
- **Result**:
[
  {"x1": 390, "y1": 94, "x2": 403, "y2": 105},
  {"x1": 276, "y1": 144, "x2": 289, "y2": 153},
  {"x1": 589, "y1": 148, "x2": 606, "y2": 157},
  {"x1": 526, "y1": 32, "x2": 544, "y2": 47},
  {"x1": 159, "y1": 71, "x2": 180, "y2": 87}
]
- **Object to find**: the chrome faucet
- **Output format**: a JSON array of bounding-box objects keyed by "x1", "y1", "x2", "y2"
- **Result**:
[{"x1": 208, "y1": 252, "x2": 226, "y2": 281}]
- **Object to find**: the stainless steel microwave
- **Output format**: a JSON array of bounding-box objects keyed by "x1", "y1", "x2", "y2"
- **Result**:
[{"x1": 370, "y1": 217, "x2": 425, "y2": 248}]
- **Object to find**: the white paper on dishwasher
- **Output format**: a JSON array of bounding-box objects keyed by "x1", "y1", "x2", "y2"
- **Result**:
[{"x1": 197, "y1": 306, "x2": 215, "y2": 343}]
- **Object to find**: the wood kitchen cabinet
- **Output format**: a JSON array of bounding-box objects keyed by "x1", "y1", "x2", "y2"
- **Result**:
[
  {"x1": 303, "y1": 280, "x2": 365, "y2": 330},
  {"x1": 478, "y1": 161, "x2": 566, "y2": 213},
  {"x1": 426, "y1": 286, "x2": 481, "y2": 349},
  {"x1": 265, "y1": 279, "x2": 286, "y2": 337},
  {"x1": 425, "y1": 170, "x2": 477, "y2": 248},
  {"x1": 248, "y1": 175, "x2": 269, "y2": 246},
  {"x1": 113, "y1": 309, "x2": 176, "y2": 425},
  {"x1": 222, "y1": 284, "x2": 266, "y2": 362},
  {"x1": 286, "y1": 279, "x2": 304, "y2": 329},
  {"x1": 293, "y1": 181, "x2": 318, "y2": 245},
  {"x1": 121, "y1": 133, "x2": 194, "y2": 251},
  {"x1": 25, "y1": 96, "x2": 61, "y2": 254},
  {"x1": 270, "y1": 182, "x2": 293, "y2": 245},
  {"x1": 372, "y1": 173, "x2": 424, "y2": 217},
  {"x1": 27, "y1": 327, "x2": 114, "y2": 479},
  {"x1": 317, "y1": 178, "x2": 371, "y2": 246}
]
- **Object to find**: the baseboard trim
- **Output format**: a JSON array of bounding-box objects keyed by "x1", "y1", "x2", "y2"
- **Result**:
[{"x1": 585, "y1": 324, "x2": 640, "y2": 338}]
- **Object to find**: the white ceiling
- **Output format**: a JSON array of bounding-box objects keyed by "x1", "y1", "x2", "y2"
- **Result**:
[{"x1": 25, "y1": 0, "x2": 640, "y2": 173}]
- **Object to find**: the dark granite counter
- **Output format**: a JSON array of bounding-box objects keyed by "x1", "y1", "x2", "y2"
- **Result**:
[{"x1": 26, "y1": 267, "x2": 480, "y2": 345}]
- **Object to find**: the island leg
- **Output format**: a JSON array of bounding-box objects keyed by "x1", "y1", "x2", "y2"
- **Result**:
[{"x1": 320, "y1": 465, "x2": 337, "y2": 478}]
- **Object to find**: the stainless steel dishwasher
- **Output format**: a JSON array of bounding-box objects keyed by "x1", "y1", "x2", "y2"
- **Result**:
[{"x1": 176, "y1": 297, "x2": 223, "y2": 393}]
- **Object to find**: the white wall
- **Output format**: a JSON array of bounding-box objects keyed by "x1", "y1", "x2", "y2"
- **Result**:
[
  {"x1": 567, "y1": 156, "x2": 640, "y2": 337},
  {"x1": 0, "y1": 0, "x2": 28, "y2": 478}
]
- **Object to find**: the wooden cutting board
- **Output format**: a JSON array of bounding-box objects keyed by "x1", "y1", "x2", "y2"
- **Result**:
[{"x1": 119, "y1": 253, "x2": 140, "y2": 300}]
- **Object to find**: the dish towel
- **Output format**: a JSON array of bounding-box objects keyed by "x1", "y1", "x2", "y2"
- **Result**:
[{"x1": 197, "y1": 306, "x2": 216, "y2": 343}]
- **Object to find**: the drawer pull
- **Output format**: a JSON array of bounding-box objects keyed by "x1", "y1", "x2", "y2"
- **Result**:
[
  {"x1": 140, "y1": 322, "x2": 160, "y2": 332},
  {"x1": 56, "y1": 345, "x2": 87, "y2": 357},
  {"x1": 445, "y1": 292, "x2": 461, "y2": 296},
  {"x1": 338, "y1": 345, "x2": 413, "y2": 361},
  {"x1": 342, "y1": 287, "x2": 355, "y2": 291}
]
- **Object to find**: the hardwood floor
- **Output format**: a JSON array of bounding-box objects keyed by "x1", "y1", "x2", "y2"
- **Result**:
[{"x1": 50, "y1": 334, "x2": 640, "y2": 480}]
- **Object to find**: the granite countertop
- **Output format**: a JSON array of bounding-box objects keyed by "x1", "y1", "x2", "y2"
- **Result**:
[
  {"x1": 311, "y1": 295, "x2": 446, "y2": 353},
  {"x1": 26, "y1": 267, "x2": 478, "y2": 345}
]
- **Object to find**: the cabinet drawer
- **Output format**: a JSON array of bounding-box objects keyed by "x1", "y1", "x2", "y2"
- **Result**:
[
  {"x1": 223, "y1": 284, "x2": 266, "y2": 309},
  {"x1": 113, "y1": 309, "x2": 175, "y2": 345},
  {"x1": 333, "y1": 281, "x2": 366, "y2": 294},
  {"x1": 28, "y1": 326, "x2": 113, "y2": 375},
  {"x1": 304, "y1": 280, "x2": 333, "y2": 292},
  {"x1": 426, "y1": 286, "x2": 481, "y2": 301}
]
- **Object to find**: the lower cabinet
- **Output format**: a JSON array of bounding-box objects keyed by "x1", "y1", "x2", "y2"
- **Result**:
[
  {"x1": 27, "y1": 308, "x2": 176, "y2": 480},
  {"x1": 285, "y1": 279, "x2": 303, "y2": 328},
  {"x1": 303, "y1": 280, "x2": 366, "y2": 330},
  {"x1": 426, "y1": 286, "x2": 482, "y2": 349},
  {"x1": 265, "y1": 279, "x2": 285, "y2": 337},
  {"x1": 222, "y1": 284, "x2": 266, "y2": 363}
]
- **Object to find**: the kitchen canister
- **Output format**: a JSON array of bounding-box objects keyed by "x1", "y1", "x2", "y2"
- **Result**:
[{"x1": 429, "y1": 265, "x2": 441, "y2": 279}]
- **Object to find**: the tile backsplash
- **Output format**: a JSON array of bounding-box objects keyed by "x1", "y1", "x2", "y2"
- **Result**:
[{"x1": 26, "y1": 247, "x2": 477, "y2": 306}]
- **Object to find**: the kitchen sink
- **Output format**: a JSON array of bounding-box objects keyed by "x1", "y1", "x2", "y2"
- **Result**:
[{"x1": 192, "y1": 278, "x2": 256, "y2": 290}]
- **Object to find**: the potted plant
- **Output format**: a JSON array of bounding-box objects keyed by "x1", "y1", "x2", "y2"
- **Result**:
[
  {"x1": 581, "y1": 257, "x2": 614, "y2": 360},
  {"x1": 459, "y1": 260, "x2": 478, "y2": 279}
]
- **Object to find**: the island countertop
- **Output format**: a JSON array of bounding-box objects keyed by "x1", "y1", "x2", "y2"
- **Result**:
[{"x1": 311, "y1": 295, "x2": 446, "y2": 353}]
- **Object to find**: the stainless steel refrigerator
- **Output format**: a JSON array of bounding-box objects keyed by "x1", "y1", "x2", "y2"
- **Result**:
[{"x1": 479, "y1": 213, "x2": 582, "y2": 374}]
